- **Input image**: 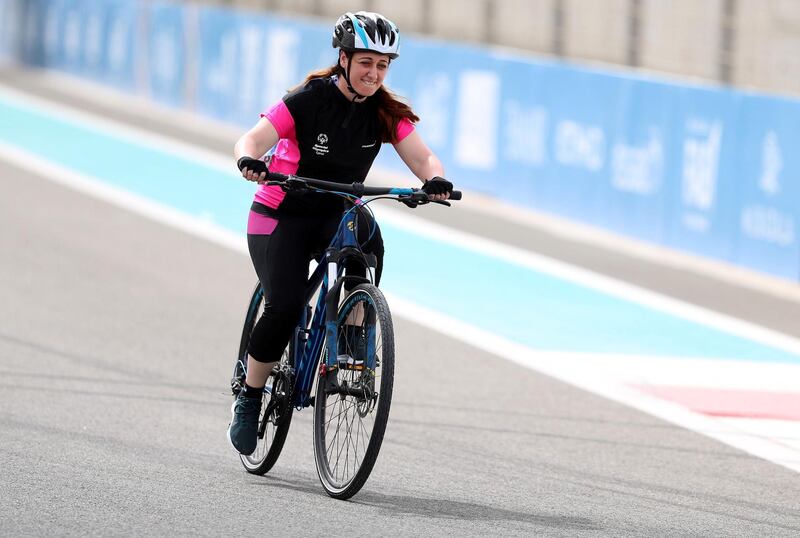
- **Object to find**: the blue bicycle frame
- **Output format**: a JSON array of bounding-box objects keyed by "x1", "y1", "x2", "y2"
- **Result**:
[
  {"x1": 288, "y1": 200, "x2": 389, "y2": 408},
  {"x1": 254, "y1": 173, "x2": 460, "y2": 409}
]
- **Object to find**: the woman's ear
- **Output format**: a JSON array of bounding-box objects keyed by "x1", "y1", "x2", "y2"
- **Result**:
[{"x1": 339, "y1": 50, "x2": 348, "y2": 70}]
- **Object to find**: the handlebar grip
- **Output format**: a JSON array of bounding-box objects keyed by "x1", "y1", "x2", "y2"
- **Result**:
[
  {"x1": 450, "y1": 190, "x2": 462, "y2": 201},
  {"x1": 266, "y1": 172, "x2": 289, "y2": 182}
]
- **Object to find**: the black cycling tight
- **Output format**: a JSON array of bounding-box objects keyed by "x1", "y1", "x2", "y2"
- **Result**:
[{"x1": 246, "y1": 205, "x2": 384, "y2": 363}]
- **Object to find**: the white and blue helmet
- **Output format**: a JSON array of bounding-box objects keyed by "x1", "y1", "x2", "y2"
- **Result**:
[{"x1": 332, "y1": 11, "x2": 400, "y2": 59}]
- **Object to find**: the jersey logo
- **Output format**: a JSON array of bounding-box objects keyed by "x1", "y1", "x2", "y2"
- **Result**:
[
  {"x1": 313, "y1": 133, "x2": 329, "y2": 156},
  {"x1": 361, "y1": 141, "x2": 377, "y2": 148}
]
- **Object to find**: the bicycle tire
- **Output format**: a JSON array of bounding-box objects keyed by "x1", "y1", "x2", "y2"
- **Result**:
[
  {"x1": 312, "y1": 283, "x2": 395, "y2": 499},
  {"x1": 231, "y1": 283, "x2": 294, "y2": 475}
]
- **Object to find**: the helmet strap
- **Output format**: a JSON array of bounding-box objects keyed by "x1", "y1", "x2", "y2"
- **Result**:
[{"x1": 341, "y1": 51, "x2": 365, "y2": 102}]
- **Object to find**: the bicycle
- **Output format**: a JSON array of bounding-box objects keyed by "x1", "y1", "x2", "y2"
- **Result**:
[{"x1": 230, "y1": 172, "x2": 461, "y2": 499}]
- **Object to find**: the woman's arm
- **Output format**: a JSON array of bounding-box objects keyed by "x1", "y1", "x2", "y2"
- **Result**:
[
  {"x1": 393, "y1": 130, "x2": 445, "y2": 183},
  {"x1": 234, "y1": 117, "x2": 280, "y2": 183},
  {"x1": 393, "y1": 130, "x2": 451, "y2": 200}
]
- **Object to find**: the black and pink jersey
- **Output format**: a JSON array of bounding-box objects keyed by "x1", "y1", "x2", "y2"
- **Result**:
[{"x1": 255, "y1": 76, "x2": 414, "y2": 214}]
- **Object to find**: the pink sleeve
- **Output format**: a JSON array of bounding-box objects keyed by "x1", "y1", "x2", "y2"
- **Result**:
[
  {"x1": 261, "y1": 101, "x2": 295, "y2": 139},
  {"x1": 395, "y1": 118, "x2": 415, "y2": 143}
]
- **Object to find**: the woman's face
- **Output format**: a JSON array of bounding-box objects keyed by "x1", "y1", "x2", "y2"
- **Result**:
[{"x1": 342, "y1": 51, "x2": 390, "y2": 97}]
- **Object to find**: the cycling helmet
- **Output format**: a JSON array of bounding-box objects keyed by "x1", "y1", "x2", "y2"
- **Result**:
[{"x1": 332, "y1": 12, "x2": 400, "y2": 59}]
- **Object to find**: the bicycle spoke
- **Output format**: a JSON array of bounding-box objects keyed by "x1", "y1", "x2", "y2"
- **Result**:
[
  {"x1": 343, "y1": 401, "x2": 357, "y2": 475},
  {"x1": 332, "y1": 399, "x2": 357, "y2": 479},
  {"x1": 326, "y1": 398, "x2": 345, "y2": 459},
  {"x1": 333, "y1": 399, "x2": 357, "y2": 481}
]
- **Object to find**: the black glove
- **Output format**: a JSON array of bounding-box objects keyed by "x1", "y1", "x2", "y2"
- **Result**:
[
  {"x1": 421, "y1": 176, "x2": 453, "y2": 196},
  {"x1": 237, "y1": 156, "x2": 268, "y2": 175}
]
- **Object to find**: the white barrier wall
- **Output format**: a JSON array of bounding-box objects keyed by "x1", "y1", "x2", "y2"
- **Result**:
[
  {"x1": 273, "y1": 0, "x2": 318, "y2": 14},
  {"x1": 492, "y1": 0, "x2": 556, "y2": 53},
  {"x1": 735, "y1": 0, "x2": 800, "y2": 95},
  {"x1": 372, "y1": 0, "x2": 427, "y2": 34},
  {"x1": 318, "y1": 0, "x2": 371, "y2": 18},
  {"x1": 429, "y1": 0, "x2": 488, "y2": 42},
  {"x1": 639, "y1": 0, "x2": 724, "y2": 80},
  {"x1": 563, "y1": 0, "x2": 631, "y2": 65}
]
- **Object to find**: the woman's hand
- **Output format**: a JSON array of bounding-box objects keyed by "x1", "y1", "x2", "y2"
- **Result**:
[
  {"x1": 237, "y1": 156, "x2": 268, "y2": 184},
  {"x1": 421, "y1": 176, "x2": 453, "y2": 201}
]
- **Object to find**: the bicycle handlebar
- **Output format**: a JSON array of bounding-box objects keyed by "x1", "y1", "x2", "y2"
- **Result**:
[{"x1": 264, "y1": 172, "x2": 462, "y2": 201}]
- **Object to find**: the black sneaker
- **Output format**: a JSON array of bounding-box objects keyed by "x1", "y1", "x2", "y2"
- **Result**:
[{"x1": 227, "y1": 393, "x2": 261, "y2": 455}]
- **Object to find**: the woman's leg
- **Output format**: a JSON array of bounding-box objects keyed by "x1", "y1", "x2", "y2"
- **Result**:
[
  {"x1": 246, "y1": 214, "x2": 313, "y2": 380},
  {"x1": 229, "y1": 210, "x2": 312, "y2": 455}
]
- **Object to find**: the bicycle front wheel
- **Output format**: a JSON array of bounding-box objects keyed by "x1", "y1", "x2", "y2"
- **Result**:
[{"x1": 312, "y1": 283, "x2": 395, "y2": 499}]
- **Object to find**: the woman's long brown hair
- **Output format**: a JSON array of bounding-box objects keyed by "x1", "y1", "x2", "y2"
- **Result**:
[{"x1": 292, "y1": 62, "x2": 419, "y2": 144}]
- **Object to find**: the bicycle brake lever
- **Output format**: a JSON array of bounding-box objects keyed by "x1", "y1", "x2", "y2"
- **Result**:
[
  {"x1": 282, "y1": 177, "x2": 307, "y2": 191},
  {"x1": 398, "y1": 195, "x2": 419, "y2": 208},
  {"x1": 431, "y1": 200, "x2": 452, "y2": 207}
]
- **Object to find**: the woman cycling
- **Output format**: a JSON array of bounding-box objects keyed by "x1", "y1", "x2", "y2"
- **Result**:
[{"x1": 228, "y1": 11, "x2": 454, "y2": 455}]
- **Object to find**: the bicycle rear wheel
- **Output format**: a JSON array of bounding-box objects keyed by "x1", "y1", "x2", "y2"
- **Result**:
[
  {"x1": 312, "y1": 283, "x2": 395, "y2": 499},
  {"x1": 231, "y1": 283, "x2": 294, "y2": 475}
]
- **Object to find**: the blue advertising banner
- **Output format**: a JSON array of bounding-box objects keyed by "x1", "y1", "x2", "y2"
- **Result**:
[
  {"x1": 534, "y1": 66, "x2": 622, "y2": 227},
  {"x1": 194, "y1": 6, "x2": 241, "y2": 122},
  {"x1": 6, "y1": 0, "x2": 800, "y2": 281},
  {"x1": 18, "y1": 0, "x2": 138, "y2": 89},
  {"x1": 664, "y1": 87, "x2": 742, "y2": 261},
  {"x1": 194, "y1": 8, "x2": 330, "y2": 126},
  {"x1": 18, "y1": 0, "x2": 46, "y2": 66},
  {"x1": 732, "y1": 95, "x2": 800, "y2": 279},
  {"x1": 494, "y1": 56, "x2": 554, "y2": 205},
  {"x1": 99, "y1": 0, "x2": 138, "y2": 90},
  {"x1": 601, "y1": 77, "x2": 677, "y2": 244},
  {"x1": 0, "y1": 0, "x2": 20, "y2": 65},
  {"x1": 146, "y1": 2, "x2": 186, "y2": 107}
]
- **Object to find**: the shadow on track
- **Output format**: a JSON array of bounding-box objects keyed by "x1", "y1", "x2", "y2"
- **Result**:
[{"x1": 249, "y1": 475, "x2": 599, "y2": 531}]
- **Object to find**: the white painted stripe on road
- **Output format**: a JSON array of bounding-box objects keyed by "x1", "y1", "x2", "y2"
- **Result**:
[{"x1": 546, "y1": 354, "x2": 800, "y2": 392}]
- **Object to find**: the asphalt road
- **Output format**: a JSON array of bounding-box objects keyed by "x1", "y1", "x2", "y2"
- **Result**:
[{"x1": 2, "y1": 69, "x2": 800, "y2": 536}]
